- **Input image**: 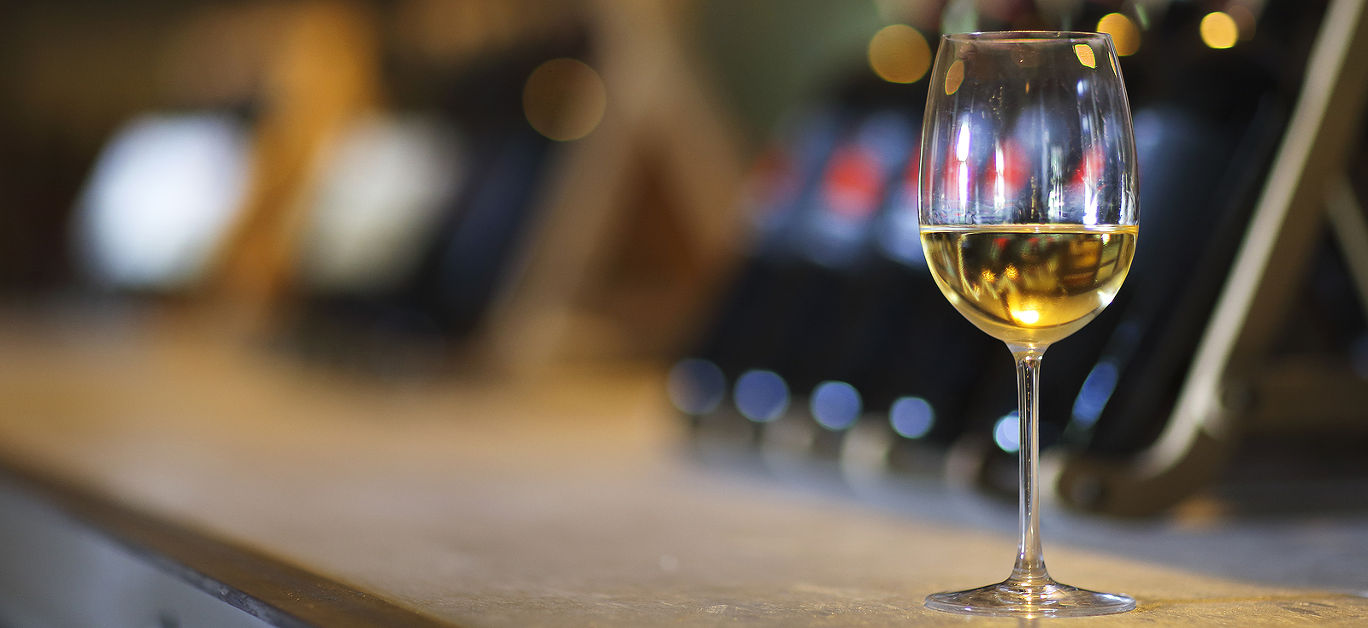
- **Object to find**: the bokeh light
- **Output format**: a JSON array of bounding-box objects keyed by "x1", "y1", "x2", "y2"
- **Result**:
[
  {"x1": 1096, "y1": 13, "x2": 1141, "y2": 57},
  {"x1": 889, "y1": 396, "x2": 934, "y2": 439},
  {"x1": 76, "y1": 114, "x2": 249, "y2": 289},
  {"x1": 810, "y1": 380, "x2": 862, "y2": 431},
  {"x1": 868, "y1": 24, "x2": 931, "y2": 84},
  {"x1": 1200, "y1": 12, "x2": 1239, "y2": 50},
  {"x1": 1072, "y1": 361, "x2": 1119, "y2": 427},
  {"x1": 523, "y1": 57, "x2": 607, "y2": 141},
  {"x1": 667, "y1": 359, "x2": 727, "y2": 416},
  {"x1": 735, "y1": 369, "x2": 790, "y2": 423},
  {"x1": 993, "y1": 412, "x2": 1020, "y2": 453}
]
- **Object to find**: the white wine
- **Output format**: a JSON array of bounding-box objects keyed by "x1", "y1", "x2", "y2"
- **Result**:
[{"x1": 920, "y1": 224, "x2": 1137, "y2": 348}]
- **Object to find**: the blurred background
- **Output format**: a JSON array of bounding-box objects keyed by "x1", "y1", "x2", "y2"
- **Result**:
[{"x1": 0, "y1": 0, "x2": 1365, "y2": 518}]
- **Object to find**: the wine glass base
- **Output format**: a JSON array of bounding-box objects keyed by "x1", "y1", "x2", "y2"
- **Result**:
[{"x1": 925, "y1": 577, "x2": 1135, "y2": 617}]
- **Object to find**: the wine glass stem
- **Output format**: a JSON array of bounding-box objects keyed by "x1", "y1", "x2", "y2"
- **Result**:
[{"x1": 1009, "y1": 346, "x2": 1049, "y2": 585}]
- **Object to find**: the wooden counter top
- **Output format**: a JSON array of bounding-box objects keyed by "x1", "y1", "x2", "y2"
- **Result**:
[{"x1": 0, "y1": 310, "x2": 1365, "y2": 626}]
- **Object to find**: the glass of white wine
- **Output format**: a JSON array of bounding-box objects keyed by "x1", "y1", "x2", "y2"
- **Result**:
[{"x1": 919, "y1": 32, "x2": 1138, "y2": 617}]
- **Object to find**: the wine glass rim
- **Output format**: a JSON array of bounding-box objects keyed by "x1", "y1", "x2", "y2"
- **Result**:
[{"x1": 943, "y1": 31, "x2": 1113, "y2": 43}]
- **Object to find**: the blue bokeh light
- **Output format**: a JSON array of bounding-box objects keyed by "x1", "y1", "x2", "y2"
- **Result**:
[
  {"x1": 811, "y1": 380, "x2": 862, "y2": 431},
  {"x1": 666, "y1": 359, "x2": 727, "y2": 415},
  {"x1": 994, "y1": 412, "x2": 1020, "y2": 453},
  {"x1": 734, "y1": 369, "x2": 790, "y2": 423},
  {"x1": 889, "y1": 396, "x2": 935, "y2": 438}
]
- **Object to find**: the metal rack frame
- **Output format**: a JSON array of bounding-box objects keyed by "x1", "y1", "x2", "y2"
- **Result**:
[{"x1": 1053, "y1": 0, "x2": 1368, "y2": 516}]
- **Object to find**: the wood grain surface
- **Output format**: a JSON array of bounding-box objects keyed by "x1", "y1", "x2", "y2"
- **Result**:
[{"x1": 0, "y1": 310, "x2": 1364, "y2": 626}]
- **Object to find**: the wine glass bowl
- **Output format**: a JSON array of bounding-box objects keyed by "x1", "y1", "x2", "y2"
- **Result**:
[
  {"x1": 919, "y1": 224, "x2": 1136, "y2": 348},
  {"x1": 919, "y1": 31, "x2": 1138, "y2": 617}
]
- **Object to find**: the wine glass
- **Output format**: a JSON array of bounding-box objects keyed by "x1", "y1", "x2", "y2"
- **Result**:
[{"x1": 918, "y1": 32, "x2": 1138, "y2": 617}]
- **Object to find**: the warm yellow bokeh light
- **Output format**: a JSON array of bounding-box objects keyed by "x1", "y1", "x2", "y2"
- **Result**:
[
  {"x1": 868, "y1": 24, "x2": 931, "y2": 84},
  {"x1": 1200, "y1": 12, "x2": 1239, "y2": 50},
  {"x1": 1096, "y1": 13, "x2": 1141, "y2": 56},
  {"x1": 523, "y1": 58, "x2": 607, "y2": 142}
]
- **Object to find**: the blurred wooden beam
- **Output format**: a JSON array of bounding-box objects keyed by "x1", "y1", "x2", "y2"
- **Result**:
[
  {"x1": 206, "y1": 1, "x2": 380, "y2": 330},
  {"x1": 482, "y1": 0, "x2": 748, "y2": 372}
]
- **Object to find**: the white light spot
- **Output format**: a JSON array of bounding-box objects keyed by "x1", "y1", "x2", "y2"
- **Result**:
[
  {"x1": 994, "y1": 412, "x2": 1020, "y2": 453},
  {"x1": 955, "y1": 118, "x2": 972, "y2": 161}
]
